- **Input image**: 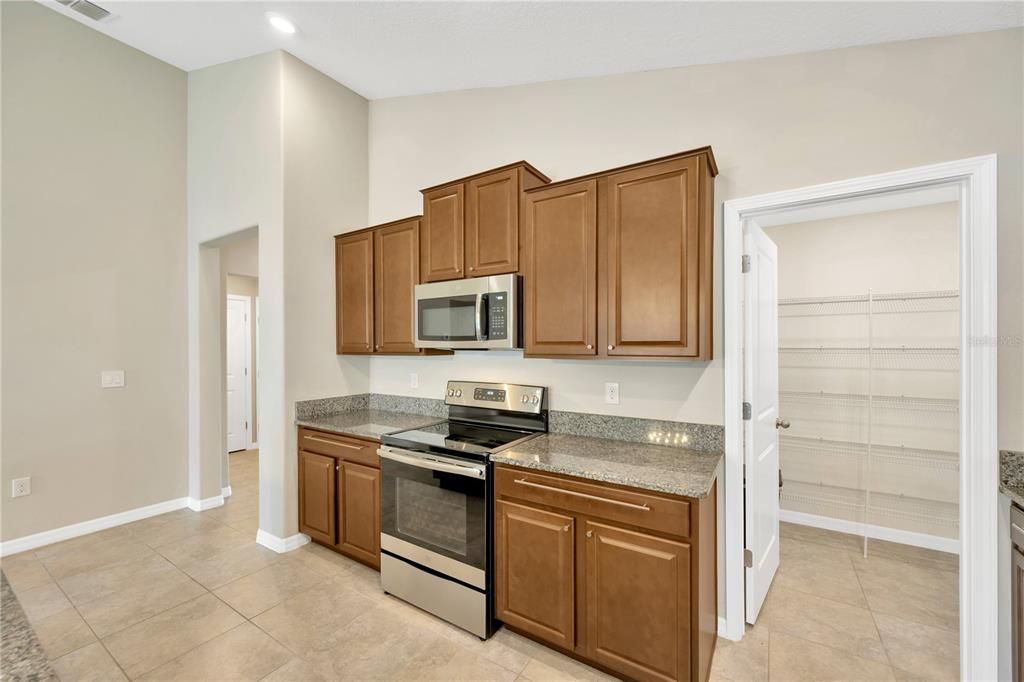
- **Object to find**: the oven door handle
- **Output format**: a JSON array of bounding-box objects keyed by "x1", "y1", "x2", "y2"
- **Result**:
[
  {"x1": 475, "y1": 294, "x2": 487, "y2": 341},
  {"x1": 379, "y1": 447, "x2": 486, "y2": 479}
]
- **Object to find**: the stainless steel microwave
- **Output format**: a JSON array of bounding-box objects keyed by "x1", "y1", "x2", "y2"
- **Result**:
[{"x1": 414, "y1": 274, "x2": 521, "y2": 350}]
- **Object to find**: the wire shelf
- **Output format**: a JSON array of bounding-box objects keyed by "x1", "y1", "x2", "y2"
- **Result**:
[
  {"x1": 778, "y1": 289, "x2": 959, "y2": 318},
  {"x1": 780, "y1": 481, "x2": 959, "y2": 530},
  {"x1": 778, "y1": 346, "x2": 959, "y2": 370},
  {"x1": 780, "y1": 390, "x2": 959, "y2": 412},
  {"x1": 779, "y1": 435, "x2": 959, "y2": 471}
]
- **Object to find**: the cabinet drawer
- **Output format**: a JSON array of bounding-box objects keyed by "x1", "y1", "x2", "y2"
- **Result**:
[
  {"x1": 299, "y1": 428, "x2": 379, "y2": 468},
  {"x1": 495, "y1": 466, "x2": 690, "y2": 538}
]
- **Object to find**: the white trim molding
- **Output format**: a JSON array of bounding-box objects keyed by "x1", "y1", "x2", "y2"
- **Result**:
[
  {"x1": 722, "y1": 154, "x2": 999, "y2": 681},
  {"x1": 187, "y1": 495, "x2": 225, "y2": 512},
  {"x1": 779, "y1": 510, "x2": 959, "y2": 555},
  {"x1": 256, "y1": 529, "x2": 310, "y2": 554},
  {"x1": 222, "y1": 486, "x2": 233, "y2": 498},
  {"x1": 0, "y1": 497, "x2": 190, "y2": 557}
]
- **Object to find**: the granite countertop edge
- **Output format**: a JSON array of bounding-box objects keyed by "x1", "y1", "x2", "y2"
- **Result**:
[
  {"x1": 295, "y1": 411, "x2": 441, "y2": 441},
  {"x1": 1000, "y1": 483, "x2": 1024, "y2": 509}
]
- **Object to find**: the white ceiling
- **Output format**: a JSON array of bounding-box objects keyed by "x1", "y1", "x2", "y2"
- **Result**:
[{"x1": 41, "y1": 1, "x2": 1024, "y2": 100}]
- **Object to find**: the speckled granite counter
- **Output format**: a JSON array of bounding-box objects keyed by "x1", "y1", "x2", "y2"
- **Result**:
[
  {"x1": 491, "y1": 433, "x2": 722, "y2": 498},
  {"x1": 296, "y1": 410, "x2": 440, "y2": 441},
  {"x1": 0, "y1": 572, "x2": 57, "y2": 681},
  {"x1": 1000, "y1": 449, "x2": 1024, "y2": 508}
]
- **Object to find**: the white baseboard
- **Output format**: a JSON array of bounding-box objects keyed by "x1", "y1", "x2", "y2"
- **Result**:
[
  {"x1": 718, "y1": 616, "x2": 741, "y2": 641},
  {"x1": 221, "y1": 486, "x2": 232, "y2": 498},
  {"x1": 0, "y1": 496, "x2": 190, "y2": 557},
  {"x1": 187, "y1": 495, "x2": 225, "y2": 512},
  {"x1": 256, "y1": 530, "x2": 310, "y2": 554},
  {"x1": 780, "y1": 509, "x2": 960, "y2": 555}
]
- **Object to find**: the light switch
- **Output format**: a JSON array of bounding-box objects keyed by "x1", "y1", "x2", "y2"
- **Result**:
[
  {"x1": 410, "y1": 373, "x2": 419, "y2": 389},
  {"x1": 101, "y1": 370, "x2": 125, "y2": 389}
]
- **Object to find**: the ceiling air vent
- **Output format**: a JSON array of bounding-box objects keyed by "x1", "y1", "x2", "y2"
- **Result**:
[{"x1": 60, "y1": 0, "x2": 112, "y2": 22}]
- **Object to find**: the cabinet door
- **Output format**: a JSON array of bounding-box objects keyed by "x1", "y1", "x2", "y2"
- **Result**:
[
  {"x1": 299, "y1": 451, "x2": 336, "y2": 545},
  {"x1": 585, "y1": 521, "x2": 691, "y2": 682},
  {"x1": 522, "y1": 179, "x2": 598, "y2": 357},
  {"x1": 606, "y1": 156, "x2": 703, "y2": 358},
  {"x1": 421, "y1": 184, "x2": 464, "y2": 282},
  {"x1": 336, "y1": 231, "x2": 374, "y2": 354},
  {"x1": 375, "y1": 219, "x2": 420, "y2": 353},
  {"x1": 465, "y1": 168, "x2": 518, "y2": 277},
  {"x1": 337, "y1": 461, "x2": 381, "y2": 569},
  {"x1": 1014, "y1": 546, "x2": 1024, "y2": 682},
  {"x1": 495, "y1": 500, "x2": 576, "y2": 649}
]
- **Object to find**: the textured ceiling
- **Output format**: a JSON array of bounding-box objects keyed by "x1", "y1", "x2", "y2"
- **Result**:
[{"x1": 39, "y1": 1, "x2": 1024, "y2": 99}]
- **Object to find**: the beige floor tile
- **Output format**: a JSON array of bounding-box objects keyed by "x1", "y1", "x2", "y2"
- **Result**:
[
  {"x1": 34, "y1": 527, "x2": 134, "y2": 560},
  {"x1": 155, "y1": 524, "x2": 251, "y2": 567},
  {"x1": 393, "y1": 636, "x2": 518, "y2": 681},
  {"x1": 137, "y1": 622, "x2": 292, "y2": 681},
  {"x1": 760, "y1": 586, "x2": 888, "y2": 663},
  {"x1": 204, "y1": 501, "x2": 258, "y2": 527},
  {"x1": 259, "y1": 657, "x2": 327, "y2": 682},
  {"x1": 213, "y1": 555, "x2": 325, "y2": 618},
  {"x1": 769, "y1": 631, "x2": 896, "y2": 681},
  {"x1": 179, "y1": 542, "x2": 282, "y2": 590},
  {"x1": 76, "y1": 564, "x2": 207, "y2": 638},
  {"x1": 58, "y1": 553, "x2": 179, "y2": 606},
  {"x1": 772, "y1": 550, "x2": 868, "y2": 608},
  {"x1": 780, "y1": 522, "x2": 863, "y2": 552},
  {"x1": 102, "y1": 593, "x2": 244, "y2": 679},
  {"x1": 51, "y1": 641, "x2": 128, "y2": 682},
  {"x1": 709, "y1": 623, "x2": 769, "y2": 682},
  {"x1": 873, "y1": 612, "x2": 959, "y2": 681},
  {"x1": 225, "y1": 514, "x2": 260, "y2": 537},
  {"x1": 852, "y1": 555, "x2": 959, "y2": 631},
  {"x1": 2, "y1": 554, "x2": 54, "y2": 594},
  {"x1": 40, "y1": 537, "x2": 155, "y2": 582},
  {"x1": 126, "y1": 513, "x2": 224, "y2": 549},
  {"x1": 251, "y1": 580, "x2": 377, "y2": 657},
  {"x1": 518, "y1": 652, "x2": 617, "y2": 682},
  {"x1": 18, "y1": 582, "x2": 73, "y2": 622},
  {"x1": 442, "y1": 624, "x2": 543, "y2": 675},
  {"x1": 33, "y1": 607, "x2": 97, "y2": 661},
  {"x1": 853, "y1": 539, "x2": 959, "y2": 572},
  {"x1": 288, "y1": 543, "x2": 357, "y2": 578}
]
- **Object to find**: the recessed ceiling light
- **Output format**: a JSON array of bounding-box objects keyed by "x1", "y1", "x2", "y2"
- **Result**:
[{"x1": 265, "y1": 12, "x2": 296, "y2": 35}]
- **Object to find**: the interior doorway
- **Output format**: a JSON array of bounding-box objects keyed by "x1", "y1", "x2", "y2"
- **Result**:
[
  {"x1": 721, "y1": 156, "x2": 999, "y2": 680},
  {"x1": 226, "y1": 294, "x2": 252, "y2": 452}
]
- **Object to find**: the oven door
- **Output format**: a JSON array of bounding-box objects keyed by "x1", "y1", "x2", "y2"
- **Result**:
[{"x1": 379, "y1": 446, "x2": 487, "y2": 589}]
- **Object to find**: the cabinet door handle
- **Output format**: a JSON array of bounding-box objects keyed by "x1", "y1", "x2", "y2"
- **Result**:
[
  {"x1": 304, "y1": 435, "x2": 361, "y2": 450},
  {"x1": 586, "y1": 530, "x2": 593, "y2": 538},
  {"x1": 608, "y1": 345, "x2": 614, "y2": 351},
  {"x1": 469, "y1": 266, "x2": 475, "y2": 271},
  {"x1": 513, "y1": 478, "x2": 651, "y2": 511},
  {"x1": 562, "y1": 524, "x2": 570, "y2": 532},
  {"x1": 586, "y1": 344, "x2": 593, "y2": 350}
]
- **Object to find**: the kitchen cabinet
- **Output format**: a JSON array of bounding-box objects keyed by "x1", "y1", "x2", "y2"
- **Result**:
[
  {"x1": 298, "y1": 450, "x2": 336, "y2": 545},
  {"x1": 494, "y1": 465, "x2": 717, "y2": 682},
  {"x1": 420, "y1": 162, "x2": 550, "y2": 283},
  {"x1": 336, "y1": 216, "x2": 445, "y2": 356},
  {"x1": 298, "y1": 427, "x2": 382, "y2": 569},
  {"x1": 523, "y1": 147, "x2": 717, "y2": 360},
  {"x1": 495, "y1": 500, "x2": 576, "y2": 650},
  {"x1": 1013, "y1": 503, "x2": 1024, "y2": 682}
]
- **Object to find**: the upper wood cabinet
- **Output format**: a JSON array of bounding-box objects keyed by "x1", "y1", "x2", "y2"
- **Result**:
[
  {"x1": 336, "y1": 217, "x2": 444, "y2": 356},
  {"x1": 335, "y1": 231, "x2": 374, "y2": 354},
  {"x1": 523, "y1": 147, "x2": 717, "y2": 361},
  {"x1": 421, "y1": 162, "x2": 550, "y2": 283},
  {"x1": 522, "y1": 179, "x2": 598, "y2": 357}
]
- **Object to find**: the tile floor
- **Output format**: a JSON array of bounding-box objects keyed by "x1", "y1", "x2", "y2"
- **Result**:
[{"x1": 2, "y1": 449, "x2": 960, "y2": 681}]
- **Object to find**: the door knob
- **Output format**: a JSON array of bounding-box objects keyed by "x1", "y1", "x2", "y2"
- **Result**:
[{"x1": 775, "y1": 418, "x2": 791, "y2": 429}]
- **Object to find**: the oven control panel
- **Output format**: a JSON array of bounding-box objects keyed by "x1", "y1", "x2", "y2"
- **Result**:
[{"x1": 445, "y1": 381, "x2": 545, "y2": 413}]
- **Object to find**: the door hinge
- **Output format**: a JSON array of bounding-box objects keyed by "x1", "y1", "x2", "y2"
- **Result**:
[
  {"x1": 742, "y1": 402, "x2": 752, "y2": 420},
  {"x1": 741, "y1": 254, "x2": 751, "y2": 273},
  {"x1": 744, "y1": 548, "x2": 753, "y2": 568}
]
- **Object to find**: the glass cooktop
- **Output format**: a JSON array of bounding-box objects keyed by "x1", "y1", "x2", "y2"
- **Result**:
[{"x1": 381, "y1": 421, "x2": 537, "y2": 456}]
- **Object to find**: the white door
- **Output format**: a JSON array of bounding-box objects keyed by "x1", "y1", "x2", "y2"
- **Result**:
[
  {"x1": 226, "y1": 296, "x2": 251, "y2": 453},
  {"x1": 743, "y1": 220, "x2": 781, "y2": 623}
]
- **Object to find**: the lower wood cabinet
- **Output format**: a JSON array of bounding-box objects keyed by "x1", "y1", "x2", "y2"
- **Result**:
[
  {"x1": 494, "y1": 465, "x2": 716, "y2": 682},
  {"x1": 297, "y1": 427, "x2": 381, "y2": 569}
]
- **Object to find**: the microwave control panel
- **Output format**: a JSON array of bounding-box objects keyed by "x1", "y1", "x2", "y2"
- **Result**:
[{"x1": 487, "y1": 292, "x2": 508, "y2": 340}]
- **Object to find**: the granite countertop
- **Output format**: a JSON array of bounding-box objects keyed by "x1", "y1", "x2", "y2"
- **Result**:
[
  {"x1": 491, "y1": 432, "x2": 722, "y2": 499},
  {"x1": 0, "y1": 572, "x2": 57, "y2": 681},
  {"x1": 296, "y1": 409, "x2": 440, "y2": 441},
  {"x1": 1000, "y1": 450, "x2": 1024, "y2": 508}
]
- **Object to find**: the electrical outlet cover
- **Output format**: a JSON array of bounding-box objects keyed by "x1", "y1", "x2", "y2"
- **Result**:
[
  {"x1": 11, "y1": 477, "x2": 30, "y2": 498},
  {"x1": 604, "y1": 382, "x2": 620, "y2": 405}
]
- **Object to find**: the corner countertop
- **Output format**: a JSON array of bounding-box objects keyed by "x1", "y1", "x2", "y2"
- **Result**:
[
  {"x1": 296, "y1": 410, "x2": 440, "y2": 442},
  {"x1": 490, "y1": 432, "x2": 722, "y2": 499},
  {"x1": 1000, "y1": 450, "x2": 1024, "y2": 508}
]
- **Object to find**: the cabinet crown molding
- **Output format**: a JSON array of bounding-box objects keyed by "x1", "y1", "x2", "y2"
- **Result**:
[
  {"x1": 525, "y1": 146, "x2": 719, "y2": 194},
  {"x1": 420, "y1": 160, "x2": 551, "y2": 193}
]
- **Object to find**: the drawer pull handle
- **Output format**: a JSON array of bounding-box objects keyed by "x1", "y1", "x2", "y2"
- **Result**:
[
  {"x1": 513, "y1": 478, "x2": 651, "y2": 511},
  {"x1": 304, "y1": 435, "x2": 361, "y2": 450}
]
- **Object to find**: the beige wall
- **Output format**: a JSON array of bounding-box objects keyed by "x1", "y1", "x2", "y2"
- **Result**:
[
  {"x1": 1, "y1": 2, "x2": 188, "y2": 540},
  {"x1": 368, "y1": 28, "x2": 1024, "y2": 449}
]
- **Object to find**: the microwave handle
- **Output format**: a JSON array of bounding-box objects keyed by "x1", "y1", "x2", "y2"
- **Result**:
[{"x1": 475, "y1": 294, "x2": 488, "y2": 341}]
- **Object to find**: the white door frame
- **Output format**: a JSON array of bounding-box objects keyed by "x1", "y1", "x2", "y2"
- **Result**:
[
  {"x1": 721, "y1": 155, "x2": 998, "y2": 680},
  {"x1": 226, "y1": 293, "x2": 253, "y2": 451}
]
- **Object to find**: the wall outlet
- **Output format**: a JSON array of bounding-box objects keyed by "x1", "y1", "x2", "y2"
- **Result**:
[
  {"x1": 101, "y1": 370, "x2": 125, "y2": 389},
  {"x1": 409, "y1": 373, "x2": 419, "y2": 389},
  {"x1": 11, "y1": 477, "x2": 30, "y2": 498},
  {"x1": 604, "y1": 382, "x2": 620, "y2": 405}
]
